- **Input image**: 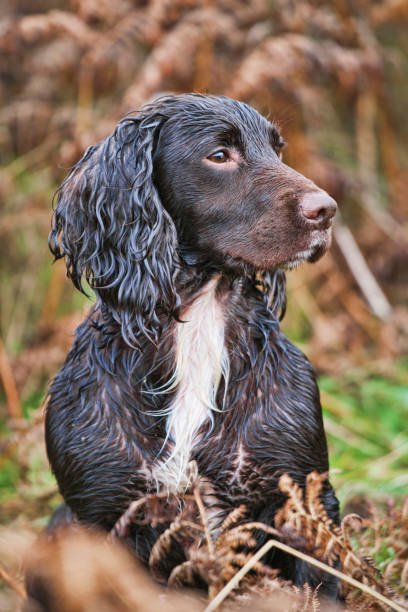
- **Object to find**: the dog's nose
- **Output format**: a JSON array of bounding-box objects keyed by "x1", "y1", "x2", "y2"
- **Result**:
[{"x1": 300, "y1": 191, "x2": 337, "y2": 225}]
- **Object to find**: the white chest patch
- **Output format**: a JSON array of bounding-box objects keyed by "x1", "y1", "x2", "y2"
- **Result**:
[{"x1": 152, "y1": 278, "x2": 229, "y2": 493}]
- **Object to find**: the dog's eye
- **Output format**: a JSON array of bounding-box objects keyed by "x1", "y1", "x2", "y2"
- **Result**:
[{"x1": 207, "y1": 150, "x2": 229, "y2": 163}]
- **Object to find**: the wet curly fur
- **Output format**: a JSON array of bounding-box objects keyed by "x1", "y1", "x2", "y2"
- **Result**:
[{"x1": 43, "y1": 94, "x2": 339, "y2": 597}]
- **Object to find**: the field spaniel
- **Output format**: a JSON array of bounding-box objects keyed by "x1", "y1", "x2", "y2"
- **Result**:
[{"x1": 45, "y1": 94, "x2": 339, "y2": 596}]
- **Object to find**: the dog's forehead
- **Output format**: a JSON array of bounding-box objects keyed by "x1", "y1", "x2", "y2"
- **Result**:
[{"x1": 161, "y1": 95, "x2": 279, "y2": 147}]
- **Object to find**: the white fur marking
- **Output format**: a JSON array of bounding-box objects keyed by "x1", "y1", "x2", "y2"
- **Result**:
[{"x1": 153, "y1": 278, "x2": 229, "y2": 493}]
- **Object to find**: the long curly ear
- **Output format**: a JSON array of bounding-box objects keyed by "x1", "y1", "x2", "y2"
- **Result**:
[{"x1": 49, "y1": 113, "x2": 179, "y2": 346}]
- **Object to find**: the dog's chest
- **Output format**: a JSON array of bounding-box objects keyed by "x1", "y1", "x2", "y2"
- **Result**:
[{"x1": 152, "y1": 278, "x2": 229, "y2": 493}]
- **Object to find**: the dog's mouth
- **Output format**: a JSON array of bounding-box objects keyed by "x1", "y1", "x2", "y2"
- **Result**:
[
  {"x1": 208, "y1": 227, "x2": 333, "y2": 275},
  {"x1": 283, "y1": 229, "x2": 332, "y2": 270}
]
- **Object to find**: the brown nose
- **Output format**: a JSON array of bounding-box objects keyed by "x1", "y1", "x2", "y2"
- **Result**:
[{"x1": 300, "y1": 191, "x2": 337, "y2": 225}]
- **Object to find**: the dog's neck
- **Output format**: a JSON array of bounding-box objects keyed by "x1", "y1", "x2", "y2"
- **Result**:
[{"x1": 174, "y1": 255, "x2": 287, "y2": 323}]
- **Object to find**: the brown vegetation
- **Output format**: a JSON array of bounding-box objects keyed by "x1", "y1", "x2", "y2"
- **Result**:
[
  {"x1": 0, "y1": 1, "x2": 407, "y2": 610},
  {"x1": 2, "y1": 470, "x2": 406, "y2": 611}
]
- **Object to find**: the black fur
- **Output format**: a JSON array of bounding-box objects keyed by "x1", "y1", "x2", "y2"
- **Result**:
[{"x1": 45, "y1": 94, "x2": 339, "y2": 597}]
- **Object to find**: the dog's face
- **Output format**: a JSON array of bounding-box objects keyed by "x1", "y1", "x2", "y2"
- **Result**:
[{"x1": 154, "y1": 96, "x2": 337, "y2": 271}]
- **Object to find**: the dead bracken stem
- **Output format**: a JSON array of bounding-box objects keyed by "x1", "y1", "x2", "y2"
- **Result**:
[
  {"x1": 194, "y1": 485, "x2": 215, "y2": 558},
  {"x1": 205, "y1": 539, "x2": 406, "y2": 612},
  {"x1": 0, "y1": 563, "x2": 26, "y2": 599}
]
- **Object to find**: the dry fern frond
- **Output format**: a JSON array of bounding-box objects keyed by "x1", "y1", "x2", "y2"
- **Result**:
[
  {"x1": 4, "y1": 11, "x2": 96, "y2": 46},
  {"x1": 121, "y1": 8, "x2": 236, "y2": 110},
  {"x1": 299, "y1": 581, "x2": 320, "y2": 612},
  {"x1": 71, "y1": 0, "x2": 133, "y2": 26},
  {"x1": 71, "y1": 471, "x2": 408, "y2": 610},
  {"x1": 230, "y1": 33, "x2": 383, "y2": 101},
  {"x1": 111, "y1": 492, "x2": 197, "y2": 538},
  {"x1": 168, "y1": 559, "x2": 196, "y2": 587},
  {"x1": 219, "y1": 504, "x2": 248, "y2": 532},
  {"x1": 370, "y1": 0, "x2": 408, "y2": 27},
  {"x1": 108, "y1": 469, "x2": 406, "y2": 611},
  {"x1": 110, "y1": 473, "x2": 281, "y2": 600},
  {"x1": 149, "y1": 518, "x2": 204, "y2": 583},
  {"x1": 275, "y1": 472, "x2": 399, "y2": 609}
]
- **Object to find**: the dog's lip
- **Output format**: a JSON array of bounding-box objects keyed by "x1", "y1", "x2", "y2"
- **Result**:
[{"x1": 284, "y1": 230, "x2": 331, "y2": 268}]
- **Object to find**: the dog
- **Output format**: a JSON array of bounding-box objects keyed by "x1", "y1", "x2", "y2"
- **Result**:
[{"x1": 45, "y1": 93, "x2": 339, "y2": 595}]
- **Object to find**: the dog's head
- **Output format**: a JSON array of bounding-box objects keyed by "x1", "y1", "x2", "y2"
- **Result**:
[
  {"x1": 154, "y1": 95, "x2": 336, "y2": 271},
  {"x1": 50, "y1": 94, "x2": 336, "y2": 345}
]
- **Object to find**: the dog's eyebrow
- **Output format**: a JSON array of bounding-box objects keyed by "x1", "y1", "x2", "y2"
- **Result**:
[
  {"x1": 195, "y1": 124, "x2": 244, "y2": 151},
  {"x1": 218, "y1": 125, "x2": 244, "y2": 148},
  {"x1": 268, "y1": 126, "x2": 285, "y2": 150}
]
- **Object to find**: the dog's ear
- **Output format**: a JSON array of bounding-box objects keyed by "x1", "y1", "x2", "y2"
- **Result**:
[{"x1": 49, "y1": 113, "x2": 179, "y2": 346}]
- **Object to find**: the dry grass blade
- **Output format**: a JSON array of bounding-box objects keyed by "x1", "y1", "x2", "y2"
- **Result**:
[
  {"x1": 334, "y1": 220, "x2": 392, "y2": 321},
  {"x1": 0, "y1": 562, "x2": 26, "y2": 599},
  {"x1": 204, "y1": 538, "x2": 406, "y2": 612},
  {"x1": 194, "y1": 484, "x2": 215, "y2": 557}
]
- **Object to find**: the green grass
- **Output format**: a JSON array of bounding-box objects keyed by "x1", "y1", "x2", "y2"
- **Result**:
[
  {"x1": 320, "y1": 367, "x2": 408, "y2": 501},
  {"x1": 0, "y1": 392, "x2": 57, "y2": 511}
]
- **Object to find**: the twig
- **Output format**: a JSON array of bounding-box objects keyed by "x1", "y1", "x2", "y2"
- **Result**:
[
  {"x1": 0, "y1": 563, "x2": 26, "y2": 599},
  {"x1": 194, "y1": 485, "x2": 215, "y2": 558},
  {"x1": 204, "y1": 538, "x2": 405, "y2": 612},
  {"x1": 334, "y1": 218, "x2": 392, "y2": 321},
  {"x1": 0, "y1": 338, "x2": 22, "y2": 419}
]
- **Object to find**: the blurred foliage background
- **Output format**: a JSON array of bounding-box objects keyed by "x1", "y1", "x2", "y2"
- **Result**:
[{"x1": 0, "y1": 0, "x2": 407, "y2": 530}]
